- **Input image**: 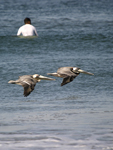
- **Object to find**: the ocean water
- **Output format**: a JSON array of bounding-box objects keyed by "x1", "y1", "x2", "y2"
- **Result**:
[{"x1": 0, "y1": 0, "x2": 113, "y2": 149}]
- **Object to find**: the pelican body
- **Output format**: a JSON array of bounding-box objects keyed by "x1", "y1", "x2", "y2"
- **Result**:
[
  {"x1": 8, "y1": 74, "x2": 55, "y2": 97},
  {"x1": 47, "y1": 67, "x2": 94, "y2": 86}
]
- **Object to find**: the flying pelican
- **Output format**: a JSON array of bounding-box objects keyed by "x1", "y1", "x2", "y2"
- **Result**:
[
  {"x1": 8, "y1": 74, "x2": 55, "y2": 97},
  {"x1": 47, "y1": 67, "x2": 94, "y2": 86}
]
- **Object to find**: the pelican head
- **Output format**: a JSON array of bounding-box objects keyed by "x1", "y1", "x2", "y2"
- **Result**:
[
  {"x1": 72, "y1": 67, "x2": 80, "y2": 73},
  {"x1": 33, "y1": 74, "x2": 39, "y2": 79},
  {"x1": 72, "y1": 68, "x2": 94, "y2": 75}
]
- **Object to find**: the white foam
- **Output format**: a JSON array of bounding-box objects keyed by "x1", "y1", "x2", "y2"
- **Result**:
[{"x1": 0, "y1": 133, "x2": 113, "y2": 150}]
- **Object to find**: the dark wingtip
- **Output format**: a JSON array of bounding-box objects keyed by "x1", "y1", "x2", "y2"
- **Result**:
[
  {"x1": 24, "y1": 95, "x2": 27, "y2": 97},
  {"x1": 61, "y1": 82, "x2": 66, "y2": 86},
  {"x1": 24, "y1": 92, "x2": 30, "y2": 97},
  {"x1": 24, "y1": 94, "x2": 28, "y2": 97}
]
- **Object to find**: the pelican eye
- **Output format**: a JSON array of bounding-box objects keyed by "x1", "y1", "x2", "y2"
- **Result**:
[
  {"x1": 33, "y1": 74, "x2": 39, "y2": 78},
  {"x1": 73, "y1": 67, "x2": 77, "y2": 71}
]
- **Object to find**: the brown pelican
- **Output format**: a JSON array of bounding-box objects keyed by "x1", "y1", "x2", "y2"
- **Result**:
[
  {"x1": 47, "y1": 67, "x2": 94, "y2": 86},
  {"x1": 8, "y1": 74, "x2": 55, "y2": 97}
]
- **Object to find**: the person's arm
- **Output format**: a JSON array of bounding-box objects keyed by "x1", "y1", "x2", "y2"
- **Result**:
[
  {"x1": 34, "y1": 27, "x2": 38, "y2": 36},
  {"x1": 17, "y1": 28, "x2": 22, "y2": 36}
]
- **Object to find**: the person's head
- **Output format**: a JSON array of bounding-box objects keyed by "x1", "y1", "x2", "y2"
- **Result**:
[{"x1": 24, "y1": 18, "x2": 31, "y2": 24}]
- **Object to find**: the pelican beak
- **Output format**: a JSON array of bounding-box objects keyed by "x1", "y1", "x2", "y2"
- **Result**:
[
  {"x1": 78, "y1": 69, "x2": 94, "y2": 75},
  {"x1": 38, "y1": 75, "x2": 55, "y2": 80}
]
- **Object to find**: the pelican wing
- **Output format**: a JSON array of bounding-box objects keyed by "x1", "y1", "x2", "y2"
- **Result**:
[
  {"x1": 23, "y1": 84, "x2": 35, "y2": 97},
  {"x1": 61, "y1": 75, "x2": 77, "y2": 86},
  {"x1": 20, "y1": 78, "x2": 37, "y2": 97},
  {"x1": 57, "y1": 67, "x2": 80, "y2": 86}
]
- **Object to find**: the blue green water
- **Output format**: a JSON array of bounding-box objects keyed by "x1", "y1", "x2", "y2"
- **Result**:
[{"x1": 0, "y1": 0, "x2": 113, "y2": 149}]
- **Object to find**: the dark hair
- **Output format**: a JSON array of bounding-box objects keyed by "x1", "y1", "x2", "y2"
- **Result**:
[{"x1": 24, "y1": 18, "x2": 31, "y2": 24}]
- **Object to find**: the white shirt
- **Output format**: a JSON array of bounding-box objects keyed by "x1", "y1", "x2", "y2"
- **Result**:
[{"x1": 17, "y1": 24, "x2": 38, "y2": 36}]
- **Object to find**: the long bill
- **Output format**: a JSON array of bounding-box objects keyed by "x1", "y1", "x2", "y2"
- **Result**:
[
  {"x1": 39, "y1": 75, "x2": 55, "y2": 80},
  {"x1": 78, "y1": 69, "x2": 94, "y2": 75}
]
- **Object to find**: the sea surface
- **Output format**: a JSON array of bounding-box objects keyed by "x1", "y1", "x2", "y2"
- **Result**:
[{"x1": 0, "y1": 0, "x2": 113, "y2": 149}]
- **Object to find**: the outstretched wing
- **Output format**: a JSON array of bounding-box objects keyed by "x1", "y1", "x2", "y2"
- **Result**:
[
  {"x1": 23, "y1": 83, "x2": 35, "y2": 97},
  {"x1": 20, "y1": 77, "x2": 37, "y2": 97},
  {"x1": 57, "y1": 67, "x2": 79, "y2": 86},
  {"x1": 61, "y1": 75, "x2": 76, "y2": 86}
]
